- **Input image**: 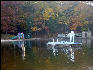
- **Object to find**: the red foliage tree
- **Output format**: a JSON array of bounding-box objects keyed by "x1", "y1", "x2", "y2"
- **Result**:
[{"x1": 1, "y1": 1, "x2": 24, "y2": 34}]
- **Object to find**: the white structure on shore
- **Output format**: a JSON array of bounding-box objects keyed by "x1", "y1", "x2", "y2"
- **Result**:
[
  {"x1": 82, "y1": 30, "x2": 92, "y2": 38},
  {"x1": 67, "y1": 31, "x2": 74, "y2": 43}
]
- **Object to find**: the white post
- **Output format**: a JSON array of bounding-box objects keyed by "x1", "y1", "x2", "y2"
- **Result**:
[
  {"x1": 71, "y1": 31, "x2": 74, "y2": 43},
  {"x1": 73, "y1": 33, "x2": 74, "y2": 43},
  {"x1": 57, "y1": 39, "x2": 58, "y2": 42},
  {"x1": 70, "y1": 33, "x2": 72, "y2": 42},
  {"x1": 73, "y1": 31, "x2": 74, "y2": 43},
  {"x1": 67, "y1": 31, "x2": 74, "y2": 43},
  {"x1": 53, "y1": 38, "x2": 54, "y2": 42}
]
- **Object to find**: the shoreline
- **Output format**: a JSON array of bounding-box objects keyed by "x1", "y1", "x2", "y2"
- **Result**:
[
  {"x1": 1, "y1": 38, "x2": 51, "y2": 42},
  {"x1": 1, "y1": 37, "x2": 93, "y2": 43},
  {"x1": 1, "y1": 38, "x2": 40, "y2": 42}
]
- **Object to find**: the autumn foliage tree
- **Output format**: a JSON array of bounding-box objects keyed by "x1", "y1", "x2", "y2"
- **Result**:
[
  {"x1": 1, "y1": 1, "x2": 93, "y2": 36},
  {"x1": 1, "y1": 1, "x2": 24, "y2": 34}
]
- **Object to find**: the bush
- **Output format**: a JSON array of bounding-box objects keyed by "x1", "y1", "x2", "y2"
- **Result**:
[{"x1": 1, "y1": 34, "x2": 15, "y2": 39}]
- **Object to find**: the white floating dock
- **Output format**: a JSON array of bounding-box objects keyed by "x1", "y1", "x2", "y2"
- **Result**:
[
  {"x1": 47, "y1": 41, "x2": 82, "y2": 45},
  {"x1": 47, "y1": 31, "x2": 82, "y2": 46},
  {"x1": 1, "y1": 39, "x2": 23, "y2": 42}
]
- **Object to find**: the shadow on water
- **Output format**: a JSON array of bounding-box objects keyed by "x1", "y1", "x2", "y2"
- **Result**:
[{"x1": 1, "y1": 38, "x2": 93, "y2": 70}]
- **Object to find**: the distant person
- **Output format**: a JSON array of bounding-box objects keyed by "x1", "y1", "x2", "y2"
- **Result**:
[
  {"x1": 21, "y1": 32, "x2": 24, "y2": 39},
  {"x1": 18, "y1": 32, "x2": 21, "y2": 39}
]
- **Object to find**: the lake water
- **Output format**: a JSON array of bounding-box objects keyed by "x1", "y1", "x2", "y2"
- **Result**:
[{"x1": 1, "y1": 38, "x2": 93, "y2": 70}]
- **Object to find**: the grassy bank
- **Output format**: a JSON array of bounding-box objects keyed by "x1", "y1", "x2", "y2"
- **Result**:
[{"x1": 1, "y1": 33, "x2": 15, "y2": 40}]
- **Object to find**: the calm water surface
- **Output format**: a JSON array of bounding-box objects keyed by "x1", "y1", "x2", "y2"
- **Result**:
[{"x1": 1, "y1": 39, "x2": 93, "y2": 70}]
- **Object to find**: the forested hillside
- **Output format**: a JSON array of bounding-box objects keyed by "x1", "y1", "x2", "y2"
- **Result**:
[{"x1": 1, "y1": 1, "x2": 93, "y2": 36}]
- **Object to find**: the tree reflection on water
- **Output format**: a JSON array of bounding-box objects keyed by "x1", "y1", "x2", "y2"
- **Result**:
[{"x1": 1, "y1": 39, "x2": 93, "y2": 70}]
